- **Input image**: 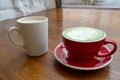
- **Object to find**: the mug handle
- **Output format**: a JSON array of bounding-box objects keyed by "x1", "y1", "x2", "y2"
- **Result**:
[
  {"x1": 96, "y1": 39, "x2": 117, "y2": 57},
  {"x1": 8, "y1": 27, "x2": 24, "y2": 48}
]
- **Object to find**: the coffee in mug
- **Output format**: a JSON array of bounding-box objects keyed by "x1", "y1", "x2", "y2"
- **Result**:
[
  {"x1": 62, "y1": 27, "x2": 117, "y2": 60},
  {"x1": 8, "y1": 16, "x2": 48, "y2": 56}
]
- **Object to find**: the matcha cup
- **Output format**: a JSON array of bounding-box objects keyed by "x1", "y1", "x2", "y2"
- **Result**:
[{"x1": 62, "y1": 27, "x2": 117, "y2": 61}]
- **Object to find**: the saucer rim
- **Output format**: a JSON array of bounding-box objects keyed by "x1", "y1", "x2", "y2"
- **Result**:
[{"x1": 54, "y1": 43, "x2": 113, "y2": 71}]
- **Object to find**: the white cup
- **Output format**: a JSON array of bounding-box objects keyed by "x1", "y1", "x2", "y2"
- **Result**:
[{"x1": 8, "y1": 16, "x2": 48, "y2": 56}]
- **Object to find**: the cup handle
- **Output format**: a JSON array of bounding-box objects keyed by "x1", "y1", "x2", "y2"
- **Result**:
[
  {"x1": 8, "y1": 27, "x2": 24, "y2": 48},
  {"x1": 96, "y1": 39, "x2": 117, "y2": 57}
]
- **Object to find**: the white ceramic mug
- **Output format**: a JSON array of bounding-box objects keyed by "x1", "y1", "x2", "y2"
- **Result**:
[{"x1": 8, "y1": 16, "x2": 48, "y2": 56}]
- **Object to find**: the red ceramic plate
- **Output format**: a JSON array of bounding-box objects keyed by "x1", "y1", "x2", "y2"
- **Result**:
[{"x1": 54, "y1": 43, "x2": 113, "y2": 70}]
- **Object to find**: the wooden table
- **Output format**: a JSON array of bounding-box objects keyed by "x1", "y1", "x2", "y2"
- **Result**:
[{"x1": 0, "y1": 8, "x2": 120, "y2": 80}]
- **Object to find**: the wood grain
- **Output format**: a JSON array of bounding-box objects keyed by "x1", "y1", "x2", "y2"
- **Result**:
[{"x1": 0, "y1": 8, "x2": 120, "y2": 80}]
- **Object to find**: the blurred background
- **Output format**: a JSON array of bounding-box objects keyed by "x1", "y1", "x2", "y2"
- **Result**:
[{"x1": 0, "y1": 0, "x2": 120, "y2": 21}]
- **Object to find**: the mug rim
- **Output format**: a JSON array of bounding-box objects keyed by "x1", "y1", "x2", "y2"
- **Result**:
[
  {"x1": 17, "y1": 16, "x2": 48, "y2": 24},
  {"x1": 62, "y1": 27, "x2": 106, "y2": 43}
]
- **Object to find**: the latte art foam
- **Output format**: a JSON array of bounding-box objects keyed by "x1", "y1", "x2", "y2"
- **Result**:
[{"x1": 62, "y1": 27, "x2": 106, "y2": 42}]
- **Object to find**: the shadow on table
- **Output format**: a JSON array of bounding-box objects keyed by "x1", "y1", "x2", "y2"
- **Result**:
[{"x1": 54, "y1": 60, "x2": 110, "y2": 79}]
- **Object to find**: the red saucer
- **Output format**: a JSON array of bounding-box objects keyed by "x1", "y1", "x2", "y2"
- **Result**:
[{"x1": 54, "y1": 43, "x2": 113, "y2": 70}]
